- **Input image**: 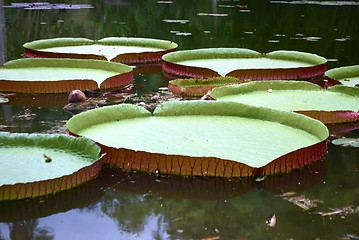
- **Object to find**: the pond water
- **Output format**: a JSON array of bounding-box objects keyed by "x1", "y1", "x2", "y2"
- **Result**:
[{"x1": 1, "y1": 0, "x2": 359, "y2": 239}]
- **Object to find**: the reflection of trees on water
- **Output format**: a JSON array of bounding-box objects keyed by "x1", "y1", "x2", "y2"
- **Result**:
[{"x1": 6, "y1": 220, "x2": 54, "y2": 240}]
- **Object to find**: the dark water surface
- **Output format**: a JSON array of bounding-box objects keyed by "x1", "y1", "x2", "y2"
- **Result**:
[{"x1": 1, "y1": 0, "x2": 359, "y2": 239}]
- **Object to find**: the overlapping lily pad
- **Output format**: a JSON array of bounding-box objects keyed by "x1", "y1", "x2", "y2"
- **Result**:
[
  {"x1": 162, "y1": 48, "x2": 327, "y2": 80},
  {"x1": 210, "y1": 80, "x2": 359, "y2": 124},
  {"x1": 0, "y1": 58, "x2": 133, "y2": 93},
  {"x1": 67, "y1": 101, "x2": 328, "y2": 178},
  {"x1": 23, "y1": 37, "x2": 178, "y2": 65},
  {"x1": 0, "y1": 132, "x2": 103, "y2": 201},
  {"x1": 168, "y1": 77, "x2": 249, "y2": 96},
  {"x1": 325, "y1": 65, "x2": 359, "y2": 87}
]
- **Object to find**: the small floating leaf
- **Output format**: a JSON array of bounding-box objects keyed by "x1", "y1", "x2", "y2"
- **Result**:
[{"x1": 325, "y1": 65, "x2": 359, "y2": 87}]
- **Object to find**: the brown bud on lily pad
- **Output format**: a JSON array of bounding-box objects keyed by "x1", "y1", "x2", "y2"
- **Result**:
[
  {"x1": 23, "y1": 37, "x2": 178, "y2": 65},
  {"x1": 67, "y1": 101, "x2": 328, "y2": 178},
  {"x1": 0, "y1": 58, "x2": 133, "y2": 93},
  {"x1": 0, "y1": 132, "x2": 103, "y2": 201},
  {"x1": 162, "y1": 48, "x2": 327, "y2": 80},
  {"x1": 210, "y1": 80, "x2": 359, "y2": 124}
]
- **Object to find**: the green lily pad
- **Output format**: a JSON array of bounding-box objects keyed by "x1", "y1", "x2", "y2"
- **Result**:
[
  {"x1": 331, "y1": 138, "x2": 359, "y2": 147},
  {"x1": 0, "y1": 58, "x2": 133, "y2": 93},
  {"x1": 0, "y1": 132, "x2": 103, "y2": 201},
  {"x1": 162, "y1": 48, "x2": 326, "y2": 80},
  {"x1": 67, "y1": 101, "x2": 328, "y2": 178},
  {"x1": 0, "y1": 97, "x2": 9, "y2": 104},
  {"x1": 23, "y1": 37, "x2": 178, "y2": 64},
  {"x1": 168, "y1": 77, "x2": 249, "y2": 96},
  {"x1": 325, "y1": 65, "x2": 359, "y2": 87},
  {"x1": 210, "y1": 80, "x2": 359, "y2": 124}
]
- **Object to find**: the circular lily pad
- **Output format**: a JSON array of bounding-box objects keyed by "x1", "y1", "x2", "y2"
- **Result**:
[
  {"x1": 162, "y1": 48, "x2": 327, "y2": 80},
  {"x1": 168, "y1": 77, "x2": 249, "y2": 96},
  {"x1": 67, "y1": 101, "x2": 328, "y2": 178},
  {"x1": 0, "y1": 132, "x2": 103, "y2": 201},
  {"x1": 210, "y1": 80, "x2": 359, "y2": 124},
  {"x1": 331, "y1": 138, "x2": 359, "y2": 147},
  {"x1": 0, "y1": 58, "x2": 133, "y2": 93},
  {"x1": 325, "y1": 65, "x2": 359, "y2": 87},
  {"x1": 23, "y1": 37, "x2": 178, "y2": 64},
  {"x1": 0, "y1": 97, "x2": 9, "y2": 104}
]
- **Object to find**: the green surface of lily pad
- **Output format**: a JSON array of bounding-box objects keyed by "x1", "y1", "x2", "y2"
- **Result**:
[
  {"x1": 332, "y1": 138, "x2": 359, "y2": 147},
  {"x1": 23, "y1": 37, "x2": 178, "y2": 64},
  {"x1": 67, "y1": 101, "x2": 328, "y2": 177},
  {"x1": 0, "y1": 132, "x2": 103, "y2": 201},
  {"x1": 168, "y1": 77, "x2": 249, "y2": 96},
  {"x1": 325, "y1": 65, "x2": 359, "y2": 87},
  {"x1": 0, "y1": 58, "x2": 133, "y2": 93},
  {"x1": 162, "y1": 48, "x2": 326, "y2": 80},
  {"x1": 210, "y1": 81, "x2": 359, "y2": 123}
]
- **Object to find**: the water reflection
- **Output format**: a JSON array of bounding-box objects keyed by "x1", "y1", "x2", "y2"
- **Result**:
[{"x1": 0, "y1": 0, "x2": 6, "y2": 65}]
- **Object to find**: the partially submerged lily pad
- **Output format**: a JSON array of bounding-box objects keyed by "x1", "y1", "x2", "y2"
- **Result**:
[
  {"x1": 162, "y1": 48, "x2": 326, "y2": 80},
  {"x1": 67, "y1": 101, "x2": 328, "y2": 177},
  {"x1": 168, "y1": 77, "x2": 249, "y2": 96},
  {"x1": 325, "y1": 65, "x2": 359, "y2": 87},
  {"x1": 23, "y1": 37, "x2": 178, "y2": 64},
  {"x1": 332, "y1": 138, "x2": 359, "y2": 147},
  {"x1": 0, "y1": 132, "x2": 103, "y2": 201},
  {"x1": 0, "y1": 58, "x2": 133, "y2": 93},
  {"x1": 210, "y1": 81, "x2": 359, "y2": 124}
]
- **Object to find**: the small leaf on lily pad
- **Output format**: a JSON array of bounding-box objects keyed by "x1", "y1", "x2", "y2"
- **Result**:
[
  {"x1": 162, "y1": 48, "x2": 326, "y2": 80},
  {"x1": 23, "y1": 37, "x2": 178, "y2": 64},
  {"x1": 332, "y1": 138, "x2": 359, "y2": 147},
  {"x1": 67, "y1": 100, "x2": 328, "y2": 177},
  {"x1": 0, "y1": 58, "x2": 133, "y2": 93},
  {"x1": 210, "y1": 80, "x2": 359, "y2": 124},
  {"x1": 0, "y1": 132, "x2": 103, "y2": 201}
]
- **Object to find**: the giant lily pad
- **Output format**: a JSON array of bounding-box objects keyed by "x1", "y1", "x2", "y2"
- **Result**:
[
  {"x1": 23, "y1": 37, "x2": 178, "y2": 65},
  {"x1": 162, "y1": 48, "x2": 326, "y2": 80},
  {"x1": 0, "y1": 132, "x2": 103, "y2": 201},
  {"x1": 67, "y1": 101, "x2": 328, "y2": 177},
  {"x1": 325, "y1": 65, "x2": 359, "y2": 87},
  {"x1": 0, "y1": 58, "x2": 132, "y2": 93},
  {"x1": 168, "y1": 77, "x2": 249, "y2": 96},
  {"x1": 210, "y1": 81, "x2": 359, "y2": 124}
]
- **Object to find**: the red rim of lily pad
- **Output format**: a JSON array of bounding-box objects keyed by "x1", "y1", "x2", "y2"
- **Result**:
[
  {"x1": 67, "y1": 101, "x2": 328, "y2": 178},
  {"x1": 325, "y1": 65, "x2": 359, "y2": 87},
  {"x1": 168, "y1": 77, "x2": 250, "y2": 96},
  {"x1": 23, "y1": 37, "x2": 178, "y2": 65},
  {"x1": 162, "y1": 48, "x2": 327, "y2": 80},
  {"x1": 0, "y1": 132, "x2": 103, "y2": 201},
  {"x1": 210, "y1": 80, "x2": 359, "y2": 124},
  {"x1": 0, "y1": 58, "x2": 133, "y2": 93}
]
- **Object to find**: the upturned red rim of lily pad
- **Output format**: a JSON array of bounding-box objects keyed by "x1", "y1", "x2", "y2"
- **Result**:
[
  {"x1": 0, "y1": 132, "x2": 103, "y2": 201},
  {"x1": 23, "y1": 37, "x2": 178, "y2": 65},
  {"x1": 325, "y1": 65, "x2": 359, "y2": 87},
  {"x1": 67, "y1": 101, "x2": 328, "y2": 178},
  {"x1": 210, "y1": 80, "x2": 359, "y2": 124},
  {"x1": 168, "y1": 77, "x2": 250, "y2": 96},
  {"x1": 162, "y1": 48, "x2": 327, "y2": 80},
  {"x1": 0, "y1": 58, "x2": 133, "y2": 93}
]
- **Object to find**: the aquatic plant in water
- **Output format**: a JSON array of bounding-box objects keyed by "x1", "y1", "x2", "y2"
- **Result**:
[
  {"x1": 325, "y1": 65, "x2": 359, "y2": 87},
  {"x1": 0, "y1": 132, "x2": 103, "y2": 201},
  {"x1": 210, "y1": 80, "x2": 359, "y2": 124},
  {"x1": 67, "y1": 101, "x2": 328, "y2": 178},
  {"x1": 0, "y1": 58, "x2": 133, "y2": 93},
  {"x1": 162, "y1": 48, "x2": 326, "y2": 80}
]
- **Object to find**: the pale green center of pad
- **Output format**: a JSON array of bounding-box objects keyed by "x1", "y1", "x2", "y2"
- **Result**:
[
  {"x1": 0, "y1": 67, "x2": 120, "y2": 84},
  {"x1": 42, "y1": 44, "x2": 164, "y2": 60},
  {"x1": 338, "y1": 76, "x2": 359, "y2": 87},
  {"x1": 0, "y1": 147, "x2": 93, "y2": 185},
  {"x1": 216, "y1": 90, "x2": 359, "y2": 111},
  {"x1": 177, "y1": 58, "x2": 311, "y2": 76},
  {"x1": 77, "y1": 115, "x2": 320, "y2": 168}
]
